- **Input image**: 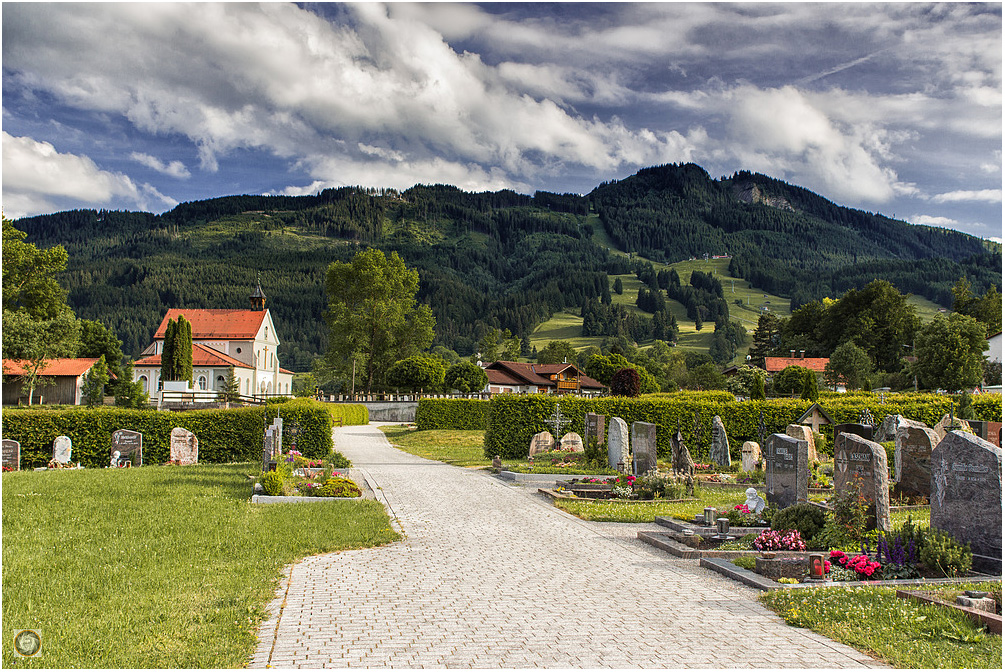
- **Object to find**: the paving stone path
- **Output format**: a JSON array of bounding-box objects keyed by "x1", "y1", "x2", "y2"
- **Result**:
[{"x1": 251, "y1": 424, "x2": 883, "y2": 668}]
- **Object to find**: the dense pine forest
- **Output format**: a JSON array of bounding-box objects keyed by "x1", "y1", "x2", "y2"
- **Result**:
[{"x1": 13, "y1": 163, "x2": 1001, "y2": 370}]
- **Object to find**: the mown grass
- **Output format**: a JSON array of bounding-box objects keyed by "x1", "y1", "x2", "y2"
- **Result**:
[
  {"x1": 760, "y1": 582, "x2": 1002, "y2": 668},
  {"x1": 379, "y1": 426, "x2": 492, "y2": 467},
  {"x1": 2, "y1": 464, "x2": 399, "y2": 668},
  {"x1": 554, "y1": 486, "x2": 740, "y2": 522}
]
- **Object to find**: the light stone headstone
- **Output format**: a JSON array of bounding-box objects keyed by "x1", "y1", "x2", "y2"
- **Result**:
[
  {"x1": 930, "y1": 430, "x2": 1002, "y2": 564},
  {"x1": 274, "y1": 416, "x2": 284, "y2": 455},
  {"x1": 741, "y1": 441, "x2": 761, "y2": 472},
  {"x1": 934, "y1": 413, "x2": 973, "y2": 442},
  {"x1": 877, "y1": 414, "x2": 926, "y2": 443},
  {"x1": 529, "y1": 431, "x2": 554, "y2": 457},
  {"x1": 631, "y1": 422, "x2": 657, "y2": 476},
  {"x1": 170, "y1": 427, "x2": 199, "y2": 465},
  {"x1": 2, "y1": 439, "x2": 20, "y2": 471},
  {"x1": 53, "y1": 436, "x2": 72, "y2": 464},
  {"x1": 607, "y1": 417, "x2": 630, "y2": 470},
  {"x1": 894, "y1": 424, "x2": 939, "y2": 498},
  {"x1": 559, "y1": 432, "x2": 584, "y2": 453},
  {"x1": 262, "y1": 427, "x2": 275, "y2": 473},
  {"x1": 765, "y1": 433, "x2": 808, "y2": 509},
  {"x1": 709, "y1": 415, "x2": 731, "y2": 467},
  {"x1": 834, "y1": 432, "x2": 891, "y2": 532},
  {"x1": 785, "y1": 424, "x2": 817, "y2": 463},
  {"x1": 585, "y1": 413, "x2": 606, "y2": 451},
  {"x1": 111, "y1": 429, "x2": 143, "y2": 467}
]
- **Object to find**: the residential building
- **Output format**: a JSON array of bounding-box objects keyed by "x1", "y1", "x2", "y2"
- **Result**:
[{"x1": 482, "y1": 361, "x2": 606, "y2": 396}]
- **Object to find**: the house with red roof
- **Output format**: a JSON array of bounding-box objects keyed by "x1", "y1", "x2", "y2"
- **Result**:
[
  {"x1": 2, "y1": 358, "x2": 113, "y2": 405},
  {"x1": 132, "y1": 283, "x2": 293, "y2": 399},
  {"x1": 482, "y1": 360, "x2": 606, "y2": 396}
]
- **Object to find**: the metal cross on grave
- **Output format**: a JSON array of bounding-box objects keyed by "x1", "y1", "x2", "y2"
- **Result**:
[
  {"x1": 545, "y1": 403, "x2": 571, "y2": 440},
  {"x1": 757, "y1": 410, "x2": 766, "y2": 446}
]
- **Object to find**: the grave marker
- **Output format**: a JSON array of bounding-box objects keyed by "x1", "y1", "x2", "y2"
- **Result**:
[
  {"x1": 585, "y1": 413, "x2": 605, "y2": 451},
  {"x1": 262, "y1": 427, "x2": 275, "y2": 472},
  {"x1": 274, "y1": 416, "x2": 284, "y2": 455},
  {"x1": 529, "y1": 431, "x2": 554, "y2": 456},
  {"x1": 53, "y1": 436, "x2": 72, "y2": 465},
  {"x1": 741, "y1": 441, "x2": 761, "y2": 472},
  {"x1": 765, "y1": 433, "x2": 808, "y2": 509},
  {"x1": 833, "y1": 423, "x2": 874, "y2": 443},
  {"x1": 631, "y1": 422, "x2": 657, "y2": 476},
  {"x1": 607, "y1": 417, "x2": 630, "y2": 471},
  {"x1": 709, "y1": 416, "x2": 731, "y2": 467},
  {"x1": 111, "y1": 429, "x2": 143, "y2": 467},
  {"x1": 834, "y1": 432, "x2": 891, "y2": 531},
  {"x1": 934, "y1": 413, "x2": 972, "y2": 442},
  {"x1": 559, "y1": 432, "x2": 584, "y2": 453},
  {"x1": 894, "y1": 424, "x2": 939, "y2": 498},
  {"x1": 930, "y1": 430, "x2": 1002, "y2": 567},
  {"x1": 2, "y1": 439, "x2": 20, "y2": 471},
  {"x1": 170, "y1": 428, "x2": 199, "y2": 465},
  {"x1": 785, "y1": 424, "x2": 817, "y2": 463},
  {"x1": 671, "y1": 426, "x2": 695, "y2": 476}
]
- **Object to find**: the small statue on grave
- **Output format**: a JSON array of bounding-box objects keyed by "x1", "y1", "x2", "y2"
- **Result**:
[
  {"x1": 111, "y1": 451, "x2": 121, "y2": 468},
  {"x1": 743, "y1": 487, "x2": 766, "y2": 514}
]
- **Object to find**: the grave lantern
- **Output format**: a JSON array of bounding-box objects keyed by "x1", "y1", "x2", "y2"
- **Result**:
[
  {"x1": 808, "y1": 553, "x2": 826, "y2": 581},
  {"x1": 716, "y1": 517, "x2": 730, "y2": 537},
  {"x1": 704, "y1": 507, "x2": 717, "y2": 525}
]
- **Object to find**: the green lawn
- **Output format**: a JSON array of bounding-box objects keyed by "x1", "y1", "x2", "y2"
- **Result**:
[
  {"x1": 380, "y1": 426, "x2": 491, "y2": 467},
  {"x1": 553, "y1": 486, "x2": 741, "y2": 522},
  {"x1": 2, "y1": 464, "x2": 399, "y2": 668},
  {"x1": 760, "y1": 583, "x2": 1002, "y2": 668}
]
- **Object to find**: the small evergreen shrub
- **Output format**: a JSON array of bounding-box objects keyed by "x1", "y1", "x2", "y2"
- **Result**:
[
  {"x1": 260, "y1": 471, "x2": 284, "y2": 496},
  {"x1": 316, "y1": 476, "x2": 362, "y2": 498},
  {"x1": 731, "y1": 556, "x2": 756, "y2": 570},
  {"x1": 920, "y1": 530, "x2": 973, "y2": 577},
  {"x1": 770, "y1": 503, "x2": 827, "y2": 541}
]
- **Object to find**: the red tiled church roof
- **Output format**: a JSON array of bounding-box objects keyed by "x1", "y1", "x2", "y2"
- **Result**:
[
  {"x1": 153, "y1": 309, "x2": 267, "y2": 340},
  {"x1": 764, "y1": 356, "x2": 830, "y2": 373},
  {"x1": 134, "y1": 343, "x2": 252, "y2": 369}
]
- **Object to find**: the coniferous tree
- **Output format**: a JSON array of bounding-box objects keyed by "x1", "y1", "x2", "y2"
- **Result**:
[{"x1": 161, "y1": 318, "x2": 177, "y2": 382}]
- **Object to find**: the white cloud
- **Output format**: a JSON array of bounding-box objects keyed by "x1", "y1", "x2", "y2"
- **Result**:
[
  {"x1": 130, "y1": 152, "x2": 191, "y2": 179},
  {"x1": 908, "y1": 214, "x2": 960, "y2": 227},
  {"x1": 930, "y1": 189, "x2": 1002, "y2": 204},
  {"x1": 2, "y1": 132, "x2": 176, "y2": 217}
]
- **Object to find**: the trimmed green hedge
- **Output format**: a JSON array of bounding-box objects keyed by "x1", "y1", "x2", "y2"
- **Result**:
[
  {"x1": 483, "y1": 393, "x2": 1003, "y2": 461},
  {"x1": 326, "y1": 403, "x2": 370, "y2": 427},
  {"x1": 1, "y1": 399, "x2": 361, "y2": 469},
  {"x1": 415, "y1": 399, "x2": 490, "y2": 430}
]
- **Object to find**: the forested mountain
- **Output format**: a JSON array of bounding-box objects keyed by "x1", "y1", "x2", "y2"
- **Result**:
[{"x1": 12, "y1": 163, "x2": 1000, "y2": 370}]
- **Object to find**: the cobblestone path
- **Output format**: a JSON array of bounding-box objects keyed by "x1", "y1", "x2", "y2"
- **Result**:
[{"x1": 251, "y1": 424, "x2": 883, "y2": 668}]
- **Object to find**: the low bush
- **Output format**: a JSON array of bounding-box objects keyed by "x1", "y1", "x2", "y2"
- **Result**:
[
  {"x1": 731, "y1": 556, "x2": 756, "y2": 570},
  {"x1": 920, "y1": 530, "x2": 973, "y2": 577},
  {"x1": 770, "y1": 503, "x2": 827, "y2": 541},
  {"x1": 316, "y1": 476, "x2": 362, "y2": 498},
  {"x1": 260, "y1": 471, "x2": 284, "y2": 496}
]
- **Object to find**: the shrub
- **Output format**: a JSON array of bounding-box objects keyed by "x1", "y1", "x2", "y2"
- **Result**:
[
  {"x1": 829, "y1": 550, "x2": 882, "y2": 579},
  {"x1": 260, "y1": 471, "x2": 284, "y2": 496},
  {"x1": 752, "y1": 529, "x2": 806, "y2": 551},
  {"x1": 610, "y1": 368, "x2": 642, "y2": 397},
  {"x1": 769, "y1": 503, "x2": 827, "y2": 541},
  {"x1": 633, "y1": 473, "x2": 688, "y2": 500},
  {"x1": 732, "y1": 556, "x2": 756, "y2": 570},
  {"x1": 316, "y1": 476, "x2": 362, "y2": 498},
  {"x1": 920, "y1": 530, "x2": 973, "y2": 577},
  {"x1": 415, "y1": 398, "x2": 490, "y2": 430}
]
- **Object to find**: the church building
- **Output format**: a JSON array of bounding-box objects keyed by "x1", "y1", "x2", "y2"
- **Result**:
[{"x1": 132, "y1": 283, "x2": 294, "y2": 399}]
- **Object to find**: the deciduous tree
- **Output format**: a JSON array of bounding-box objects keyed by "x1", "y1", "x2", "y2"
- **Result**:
[
  {"x1": 824, "y1": 341, "x2": 873, "y2": 391},
  {"x1": 444, "y1": 361, "x2": 488, "y2": 394},
  {"x1": 912, "y1": 312, "x2": 987, "y2": 393}
]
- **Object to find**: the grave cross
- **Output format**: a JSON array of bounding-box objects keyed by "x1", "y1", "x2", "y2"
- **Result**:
[
  {"x1": 545, "y1": 403, "x2": 571, "y2": 440},
  {"x1": 693, "y1": 411, "x2": 702, "y2": 447},
  {"x1": 757, "y1": 410, "x2": 766, "y2": 446}
]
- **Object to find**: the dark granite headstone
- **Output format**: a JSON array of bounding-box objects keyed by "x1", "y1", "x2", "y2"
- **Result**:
[
  {"x1": 585, "y1": 413, "x2": 606, "y2": 451},
  {"x1": 834, "y1": 423, "x2": 874, "y2": 442},
  {"x1": 111, "y1": 429, "x2": 142, "y2": 467},
  {"x1": 765, "y1": 433, "x2": 808, "y2": 509},
  {"x1": 2, "y1": 439, "x2": 20, "y2": 471},
  {"x1": 931, "y1": 430, "x2": 1002, "y2": 565},
  {"x1": 834, "y1": 432, "x2": 891, "y2": 531},
  {"x1": 671, "y1": 428, "x2": 695, "y2": 476},
  {"x1": 968, "y1": 421, "x2": 1004, "y2": 448},
  {"x1": 894, "y1": 424, "x2": 939, "y2": 498},
  {"x1": 631, "y1": 422, "x2": 657, "y2": 476},
  {"x1": 709, "y1": 415, "x2": 731, "y2": 467}
]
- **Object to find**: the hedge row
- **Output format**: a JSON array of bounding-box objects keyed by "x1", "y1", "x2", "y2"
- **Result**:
[
  {"x1": 327, "y1": 403, "x2": 370, "y2": 427},
  {"x1": 483, "y1": 393, "x2": 1002, "y2": 461},
  {"x1": 415, "y1": 399, "x2": 490, "y2": 430},
  {"x1": 1, "y1": 399, "x2": 367, "y2": 469}
]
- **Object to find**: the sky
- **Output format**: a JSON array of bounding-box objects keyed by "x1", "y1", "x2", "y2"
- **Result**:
[{"x1": 2, "y1": 2, "x2": 1002, "y2": 241}]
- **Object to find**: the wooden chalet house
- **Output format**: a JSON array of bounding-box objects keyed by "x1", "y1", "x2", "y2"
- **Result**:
[
  {"x1": 2, "y1": 358, "x2": 113, "y2": 406},
  {"x1": 483, "y1": 361, "x2": 606, "y2": 397}
]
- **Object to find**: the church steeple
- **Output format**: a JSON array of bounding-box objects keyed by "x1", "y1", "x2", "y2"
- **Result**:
[{"x1": 250, "y1": 275, "x2": 266, "y2": 311}]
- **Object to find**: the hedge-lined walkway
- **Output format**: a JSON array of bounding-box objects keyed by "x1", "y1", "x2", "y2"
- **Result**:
[{"x1": 251, "y1": 424, "x2": 884, "y2": 668}]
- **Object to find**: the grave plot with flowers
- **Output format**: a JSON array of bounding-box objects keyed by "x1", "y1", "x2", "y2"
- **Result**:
[{"x1": 256, "y1": 449, "x2": 363, "y2": 499}]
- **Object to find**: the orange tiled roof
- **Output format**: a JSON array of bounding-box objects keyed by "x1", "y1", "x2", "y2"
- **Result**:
[
  {"x1": 764, "y1": 356, "x2": 830, "y2": 373},
  {"x1": 134, "y1": 343, "x2": 252, "y2": 369},
  {"x1": 3, "y1": 358, "x2": 101, "y2": 377},
  {"x1": 484, "y1": 361, "x2": 606, "y2": 390},
  {"x1": 153, "y1": 309, "x2": 267, "y2": 340}
]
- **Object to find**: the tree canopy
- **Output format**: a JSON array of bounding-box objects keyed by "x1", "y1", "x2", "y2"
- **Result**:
[{"x1": 912, "y1": 312, "x2": 987, "y2": 393}]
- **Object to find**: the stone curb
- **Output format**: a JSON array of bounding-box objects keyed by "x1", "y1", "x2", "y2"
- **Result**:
[
  {"x1": 251, "y1": 494, "x2": 362, "y2": 504},
  {"x1": 496, "y1": 470, "x2": 608, "y2": 483}
]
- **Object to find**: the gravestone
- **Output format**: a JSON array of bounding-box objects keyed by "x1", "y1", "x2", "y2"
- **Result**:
[
  {"x1": 833, "y1": 423, "x2": 874, "y2": 443},
  {"x1": 834, "y1": 432, "x2": 891, "y2": 531},
  {"x1": 934, "y1": 413, "x2": 973, "y2": 442},
  {"x1": 741, "y1": 441, "x2": 761, "y2": 472},
  {"x1": 858, "y1": 407, "x2": 876, "y2": 428},
  {"x1": 529, "y1": 431, "x2": 555, "y2": 456},
  {"x1": 585, "y1": 413, "x2": 606, "y2": 452},
  {"x1": 877, "y1": 415, "x2": 926, "y2": 443},
  {"x1": 709, "y1": 416, "x2": 731, "y2": 467},
  {"x1": 631, "y1": 422, "x2": 657, "y2": 476},
  {"x1": 286, "y1": 422, "x2": 301, "y2": 452},
  {"x1": 262, "y1": 427, "x2": 275, "y2": 472},
  {"x1": 894, "y1": 424, "x2": 939, "y2": 498},
  {"x1": 607, "y1": 417, "x2": 630, "y2": 471},
  {"x1": 170, "y1": 427, "x2": 199, "y2": 465},
  {"x1": 765, "y1": 433, "x2": 808, "y2": 509},
  {"x1": 671, "y1": 427, "x2": 695, "y2": 476},
  {"x1": 53, "y1": 436, "x2": 73, "y2": 464},
  {"x1": 968, "y1": 420, "x2": 1004, "y2": 448},
  {"x1": 111, "y1": 429, "x2": 143, "y2": 467},
  {"x1": 274, "y1": 416, "x2": 284, "y2": 455},
  {"x1": 559, "y1": 432, "x2": 584, "y2": 453},
  {"x1": 930, "y1": 430, "x2": 1002, "y2": 568},
  {"x1": 785, "y1": 424, "x2": 817, "y2": 463},
  {"x1": 2, "y1": 439, "x2": 21, "y2": 471}
]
